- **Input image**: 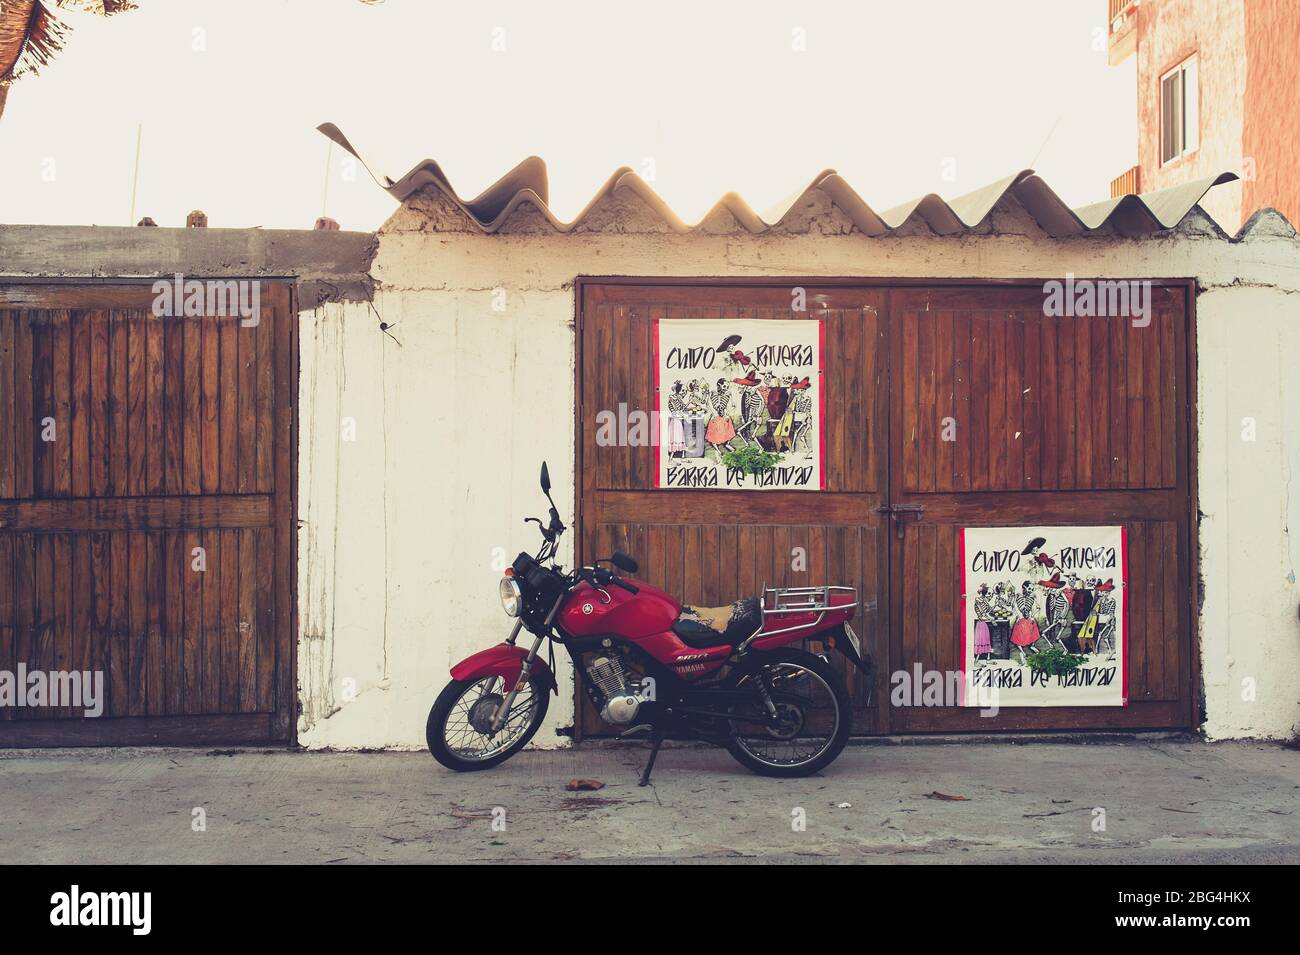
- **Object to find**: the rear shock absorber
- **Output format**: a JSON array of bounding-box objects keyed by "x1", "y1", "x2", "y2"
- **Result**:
[{"x1": 752, "y1": 668, "x2": 779, "y2": 718}]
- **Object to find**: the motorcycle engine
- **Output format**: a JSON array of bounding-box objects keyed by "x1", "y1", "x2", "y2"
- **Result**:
[{"x1": 585, "y1": 650, "x2": 643, "y2": 725}]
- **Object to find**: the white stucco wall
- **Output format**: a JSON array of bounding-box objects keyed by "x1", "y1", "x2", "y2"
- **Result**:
[
  {"x1": 1195, "y1": 282, "x2": 1300, "y2": 738},
  {"x1": 295, "y1": 195, "x2": 1300, "y2": 748},
  {"x1": 297, "y1": 292, "x2": 578, "y2": 749}
]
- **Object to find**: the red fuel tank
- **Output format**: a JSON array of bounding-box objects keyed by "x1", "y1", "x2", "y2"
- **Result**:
[{"x1": 558, "y1": 579, "x2": 681, "y2": 639}]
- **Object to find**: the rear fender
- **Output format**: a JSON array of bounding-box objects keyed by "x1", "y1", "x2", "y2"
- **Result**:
[
  {"x1": 450, "y1": 643, "x2": 557, "y2": 694},
  {"x1": 825, "y1": 623, "x2": 873, "y2": 677}
]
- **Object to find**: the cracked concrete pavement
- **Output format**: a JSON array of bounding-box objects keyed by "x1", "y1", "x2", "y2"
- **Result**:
[{"x1": 2, "y1": 739, "x2": 1298, "y2": 863}]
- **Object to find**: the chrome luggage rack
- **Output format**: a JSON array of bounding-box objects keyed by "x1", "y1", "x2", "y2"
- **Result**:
[{"x1": 740, "y1": 583, "x2": 859, "y2": 650}]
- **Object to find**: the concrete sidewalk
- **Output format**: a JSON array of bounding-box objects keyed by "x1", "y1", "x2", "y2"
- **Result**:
[{"x1": 2, "y1": 739, "x2": 1298, "y2": 864}]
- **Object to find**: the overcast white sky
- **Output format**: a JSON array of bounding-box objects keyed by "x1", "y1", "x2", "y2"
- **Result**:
[{"x1": 0, "y1": 0, "x2": 1136, "y2": 230}]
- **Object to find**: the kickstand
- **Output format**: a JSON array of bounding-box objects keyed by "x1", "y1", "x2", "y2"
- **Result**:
[{"x1": 638, "y1": 725, "x2": 666, "y2": 787}]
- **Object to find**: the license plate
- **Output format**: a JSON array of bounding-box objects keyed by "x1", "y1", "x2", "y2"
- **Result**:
[{"x1": 842, "y1": 623, "x2": 862, "y2": 656}]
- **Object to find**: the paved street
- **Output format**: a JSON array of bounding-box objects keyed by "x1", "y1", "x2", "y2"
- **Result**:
[{"x1": 3, "y1": 739, "x2": 1298, "y2": 864}]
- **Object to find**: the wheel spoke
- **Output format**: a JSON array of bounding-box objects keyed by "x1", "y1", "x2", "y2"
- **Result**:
[
  {"x1": 439, "y1": 678, "x2": 540, "y2": 760},
  {"x1": 730, "y1": 663, "x2": 840, "y2": 768}
]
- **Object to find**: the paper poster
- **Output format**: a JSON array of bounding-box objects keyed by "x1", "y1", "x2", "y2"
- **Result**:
[
  {"x1": 655, "y1": 319, "x2": 823, "y2": 490},
  {"x1": 961, "y1": 525, "x2": 1127, "y2": 707}
]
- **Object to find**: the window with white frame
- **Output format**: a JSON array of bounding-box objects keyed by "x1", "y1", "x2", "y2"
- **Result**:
[{"x1": 1160, "y1": 55, "x2": 1198, "y2": 165}]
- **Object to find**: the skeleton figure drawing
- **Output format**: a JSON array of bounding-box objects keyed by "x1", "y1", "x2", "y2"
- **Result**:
[
  {"x1": 666, "y1": 381, "x2": 689, "y2": 455},
  {"x1": 962, "y1": 526, "x2": 1126, "y2": 707},
  {"x1": 970, "y1": 534, "x2": 1123, "y2": 667},
  {"x1": 657, "y1": 319, "x2": 822, "y2": 491},
  {"x1": 704, "y1": 379, "x2": 737, "y2": 448},
  {"x1": 718, "y1": 352, "x2": 815, "y2": 460},
  {"x1": 663, "y1": 331, "x2": 818, "y2": 466}
]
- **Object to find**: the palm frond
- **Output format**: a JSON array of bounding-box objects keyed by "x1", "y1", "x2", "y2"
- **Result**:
[
  {"x1": 0, "y1": 0, "x2": 136, "y2": 90},
  {"x1": 56, "y1": 1, "x2": 138, "y2": 15},
  {"x1": 0, "y1": 1, "x2": 68, "y2": 83}
]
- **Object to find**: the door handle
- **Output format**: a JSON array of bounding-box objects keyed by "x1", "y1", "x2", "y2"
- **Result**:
[{"x1": 876, "y1": 503, "x2": 924, "y2": 540}]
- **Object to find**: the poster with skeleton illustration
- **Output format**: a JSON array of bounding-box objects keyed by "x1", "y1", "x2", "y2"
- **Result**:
[
  {"x1": 961, "y1": 526, "x2": 1127, "y2": 707},
  {"x1": 655, "y1": 319, "x2": 823, "y2": 490}
]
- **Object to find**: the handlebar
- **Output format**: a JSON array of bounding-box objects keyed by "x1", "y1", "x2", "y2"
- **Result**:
[
  {"x1": 525, "y1": 511, "x2": 566, "y2": 544},
  {"x1": 575, "y1": 566, "x2": 638, "y2": 595}
]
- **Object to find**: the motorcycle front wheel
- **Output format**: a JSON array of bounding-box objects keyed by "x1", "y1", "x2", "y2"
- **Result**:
[
  {"x1": 427, "y1": 674, "x2": 550, "y2": 772},
  {"x1": 724, "y1": 648, "x2": 852, "y2": 778}
]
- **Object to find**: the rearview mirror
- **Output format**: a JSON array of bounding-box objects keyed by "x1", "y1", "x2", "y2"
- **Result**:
[
  {"x1": 611, "y1": 550, "x2": 639, "y2": 574},
  {"x1": 540, "y1": 461, "x2": 551, "y2": 493}
]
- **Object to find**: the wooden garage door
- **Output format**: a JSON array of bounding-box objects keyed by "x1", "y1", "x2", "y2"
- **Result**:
[
  {"x1": 888, "y1": 284, "x2": 1195, "y2": 731},
  {"x1": 577, "y1": 280, "x2": 1197, "y2": 737},
  {"x1": 577, "y1": 283, "x2": 890, "y2": 737},
  {"x1": 0, "y1": 282, "x2": 297, "y2": 744}
]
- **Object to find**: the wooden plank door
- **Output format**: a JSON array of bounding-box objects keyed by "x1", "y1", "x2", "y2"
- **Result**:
[
  {"x1": 887, "y1": 283, "x2": 1196, "y2": 731},
  {"x1": 576, "y1": 282, "x2": 890, "y2": 737},
  {"x1": 0, "y1": 282, "x2": 296, "y2": 744}
]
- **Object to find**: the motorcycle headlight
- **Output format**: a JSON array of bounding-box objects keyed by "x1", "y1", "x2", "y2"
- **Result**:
[{"x1": 499, "y1": 577, "x2": 522, "y2": 617}]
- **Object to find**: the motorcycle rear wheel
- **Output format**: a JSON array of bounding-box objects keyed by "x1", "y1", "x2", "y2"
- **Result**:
[
  {"x1": 724, "y1": 648, "x2": 852, "y2": 778},
  {"x1": 427, "y1": 674, "x2": 550, "y2": 772}
]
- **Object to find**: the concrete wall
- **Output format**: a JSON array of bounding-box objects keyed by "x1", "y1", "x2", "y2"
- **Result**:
[
  {"x1": 0, "y1": 224, "x2": 375, "y2": 306},
  {"x1": 1196, "y1": 273, "x2": 1300, "y2": 738},
  {"x1": 2, "y1": 217, "x2": 1295, "y2": 746},
  {"x1": 292, "y1": 196, "x2": 1300, "y2": 748},
  {"x1": 295, "y1": 290, "x2": 579, "y2": 748}
]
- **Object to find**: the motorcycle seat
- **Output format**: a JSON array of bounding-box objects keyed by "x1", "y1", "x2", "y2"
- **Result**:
[{"x1": 673, "y1": 597, "x2": 762, "y2": 649}]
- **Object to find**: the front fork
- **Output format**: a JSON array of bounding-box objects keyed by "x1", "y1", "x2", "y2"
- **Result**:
[{"x1": 489, "y1": 594, "x2": 566, "y2": 733}]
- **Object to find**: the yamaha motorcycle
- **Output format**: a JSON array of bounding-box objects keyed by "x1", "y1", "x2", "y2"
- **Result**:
[{"x1": 427, "y1": 462, "x2": 870, "y2": 784}]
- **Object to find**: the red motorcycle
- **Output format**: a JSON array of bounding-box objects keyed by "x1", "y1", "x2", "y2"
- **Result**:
[{"x1": 427, "y1": 463, "x2": 870, "y2": 784}]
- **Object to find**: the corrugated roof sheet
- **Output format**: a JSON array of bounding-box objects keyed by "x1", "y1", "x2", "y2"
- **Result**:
[{"x1": 319, "y1": 123, "x2": 1249, "y2": 239}]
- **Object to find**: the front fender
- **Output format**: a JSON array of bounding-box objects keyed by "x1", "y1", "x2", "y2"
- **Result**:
[{"x1": 450, "y1": 643, "x2": 556, "y2": 693}]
